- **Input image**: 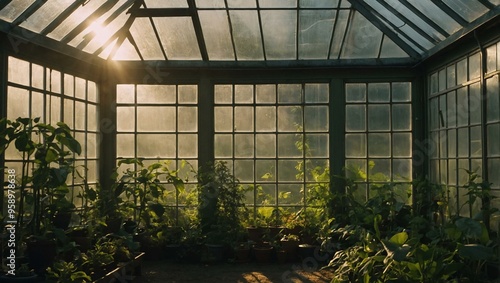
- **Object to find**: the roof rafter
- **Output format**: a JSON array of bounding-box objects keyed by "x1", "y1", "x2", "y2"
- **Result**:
[
  {"x1": 106, "y1": 0, "x2": 144, "y2": 60},
  {"x1": 477, "y1": 0, "x2": 497, "y2": 10},
  {"x1": 430, "y1": 0, "x2": 468, "y2": 26},
  {"x1": 130, "y1": 8, "x2": 191, "y2": 17},
  {"x1": 397, "y1": 0, "x2": 449, "y2": 38},
  {"x1": 40, "y1": 0, "x2": 86, "y2": 35},
  {"x1": 187, "y1": 0, "x2": 209, "y2": 61},
  {"x1": 374, "y1": 0, "x2": 439, "y2": 44},
  {"x1": 10, "y1": 0, "x2": 46, "y2": 28},
  {"x1": 0, "y1": 0, "x2": 13, "y2": 11},
  {"x1": 347, "y1": 0, "x2": 422, "y2": 59}
]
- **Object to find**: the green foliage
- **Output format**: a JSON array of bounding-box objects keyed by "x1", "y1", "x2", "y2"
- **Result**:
[{"x1": 46, "y1": 261, "x2": 91, "y2": 283}]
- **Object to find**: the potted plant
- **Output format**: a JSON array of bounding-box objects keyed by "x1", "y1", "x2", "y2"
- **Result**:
[{"x1": 280, "y1": 234, "x2": 300, "y2": 262}]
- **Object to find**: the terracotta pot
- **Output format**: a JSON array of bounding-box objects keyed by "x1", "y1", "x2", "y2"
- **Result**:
[
  {"x1": 247, "y1": 226, "x2": 263, "y2": 242},
  {"x1": 253, "y1": 246, "x2": 274, "y2": 263}
]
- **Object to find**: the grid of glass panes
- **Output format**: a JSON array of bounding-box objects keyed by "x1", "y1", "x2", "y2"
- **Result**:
[
  {"x1": 115, "y1": 84, "x2": 198, "y2": 225},
  {"x1": 345, "y1": 82, "x2": 412, "y2": 202},
  {"x1": 214, "y1": 83, "x2": 329, "y2": 220},
  {"x1": 4, "y1": 56, "x2": 99, "y2": 212},
  {"x1": 428, "y1": 50, "x2": 487, "y2": 217}
]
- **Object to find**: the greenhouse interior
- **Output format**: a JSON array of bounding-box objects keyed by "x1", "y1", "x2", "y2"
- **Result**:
[{"x1": 0, "y1": 0, "x2": 500, "y2": 282}]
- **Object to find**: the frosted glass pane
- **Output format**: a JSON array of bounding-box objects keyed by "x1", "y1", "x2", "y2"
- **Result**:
[
  {"x1": 298, "y1": 10, "x2": 335, "y2": 59},
  {"x1": 256, "y1": 85, "x2": 276, "y2": 103},
  {"x1": 448, "y1": 129, "x2": 456, "y2": 158},
  {"x1": 470, "y1": 126, "x2": 482, "y2": 157},
  {"x1": 227, "y1": 0, "x2": 256, "y2": 7},
  {"x1": 0, "y1": 0, "x2": 32, "y2": 22},
  {"x1": 393, "y1": 159, "x2": 411, "y2": 181},
  {"x1": 8, "y1": 57, "x2": 29, "y2": 85},
  {"x1": 448, "y1": 159, "x2": 457, "y2": 185},
  {"x1": 256, "y1": 160, "x2": 276, "y2": 181},
  {"x1": 368, "y1": 159, "x2": 390, "y2": 181},
  {"x1": 300, "y1": 0, "x2": 338, "y2": 8},
  {"x1": 345, "y1": 134, "x2": 366, "y2": 158},
  {"x1": 447, "y1": 91, "x2": 456, "y2": 127},
  {"x1": 278, "y1": 134, "x2": 302, "y2": 157},
  {"x1": 261, "y1": 10, "x2": 296, "y2": 59},
  {"x1": 137, "y1": 107, "x2": 176, "y2": 132},
  {"x1": 439, "y1": 129, "x2": 447, "y2": 158},
  {"x1": 117, "y1": 134, "x2": 134, "y2": 157},
  {"x1": 486, "y1": 44, "x2": 497, "y2": 73},
  {"x1": 342, "y1": 12, "x2": 382, "y2": 59},
  {"x1": 178, "y1": 134, "x2": 198, "y2": 158},
  {"x1": 215, "y1": 85, "x2": 232, "y2": 104},
  {"x1": 329, "y1": 10, "x2": 349, "y2": 59},
  {"x1": 49, "y1": 96, "x2": 60, "y2": 123},
  {"x1": 32, "y1": 92, "x2": 44, "y2": 120},
  {"x1": 75, "y1": 77, "x2": 85, "y2": 100},
  {"x1": 469, "y1": 52, "x2": 481, "y2": 80},
  {"x1": 457, "y1": 128, "x2": 469, "y2": 157},
  {"x1": 199, "y1": 10, "x2": 235, "y2": 60},
  {"x1": 392, "y1": 82, "x2": 411, "y2": 102},
  {"x1": 129, "y1": 18, "x2": 164, "y2": 60},
  {"x1": 87, "y1": 133, "x2": 98, "y2": 159},
  {"x1": 256, "y1": 134, "x2": 276, "y2": 157},
  {"x1": 7, "y1": 87, "x2": 29, "y2": 119},
  {"x1": 234, "y1": 107, "x2": 254, "y2": 131},
  {"x1": 32, "y1": 64, "x2": 44, "y2": 90},
  {"x1": 87, "y1": 160, "x2": 98, "y2": 183},
  {"x1": 305, "y1": 84, "x2": 328, "y2": 103},
  {"x1": 195, "y1": 0, "x2": 225, "y2": 8},
  {"x1": 117, "y1": 107, "x2": 135, "y2": 132},
  {"x1": 278, "y1": 106, "x2": 303, "y2": 131},
  {"x1": 278, "y1": 160, "x2": 302, "y2": 181},
  {"x1": 345, "y1": 159, "x2": 367, "y2": 181},
  {"x1": 178, "y1": 107, "x2": 198, "y2": 132},
  {"x1": 457, "y1": 59, "x2": 468, "y2": 84},
  {"x1": 368, "y1": 133, "x2": 390, "y2": 157},
  {"x1": 259, "y1": 0, "x2": 296, "y2": 8},
  {"x1": 304, "y1": 106, "x2": 328, "y2": 131},
  {"x1": 178, "y1": 85, "x2": 197, "y2": 104},
  {"x1": 137, "y1": 134, "x2": 175, "y2": 158},
  {"x1": 430, "y1": 73, "x2": 438, "y2": 94},
  {"x1": 488, "y1": 124, "x2": 500, "y2": 157},
  {"x1": 117, "y1": 85, "x2": 135, "y2": 103},
  {"x1": 137, "y1": 85, "x2": 176, "y2": 103},
  {"x1": 145, "y1": 0, "x2": 188, "y2": 8},
  {"x1": 447, "y1": 65, "x2": 456, "y2": 88},
  {"x1": 486, "y1": 76, "x2": 499, "y2": 122},
  {"x1": 345, "y1": 105, "x2": 365, "y2": 132},
  {"x1": 438, "y1": 69, "x2": 446, "y2": 92},
  {"x1": 256, "y1": 107, "x2": 276, "y2": 132},
  {"x1": 306, "y1": 134, "x2": 329, "y2": 157},
  {"x1": 74, "y1": 101, "x2": 85, "y2": 130},
  {"x1": 380, "y1": 36, "x2": 408, "y2": 58},
  {"x1": 393, "y1": 133, "x2": 411, "y2": 157},
  {"x1": 234, "y1": 134, "x2": 254, "y2": 157},
  {"x1": 456, "y1": 88, "x2": 468, "y2": 126},
  {"x1": 392, "y1": 104, "x2": 411, "y2": 131},
  {"x1": 153, "y1": 17, "x2": 202, "y2": 60},
  {"x1": 215, "y1": 107, "x2": 233, "y2": 132},
  {"x1": 442, "y1": 0, "x2": 488, "y2": 22},
  {"x1": 88, "y1": 82, "x2": 97, "y2": 103},
  {"x1": 346, "y1": 83, "x2": 366, "y2": 102},
  {"x1": 278, "y1": 84, "x2": 301, "y2": 103},
  {"x1": 469, "y1": 83, "x2": 481, "y2": 124},
  {"x1": 368, "y1": 105, "x2": 390, "y2": 131},
  {"x1": 408, "y1": 0, "x2": 461, "y2": 35},
  {"x1": 48, "y1": 0, "x2": 104, "y2": 41},
  {"x1": 87, "y1": 104, "x2": 97, "y2": 131},
  {"x1": 230, "y1": 11, "x2": 264, "y2": 60},
  {"x1": 368, "y1": 83, "x2": 390, "y2": 102},
  {"x1": 235, "y1": 85, "x2": 254, "y2": 103},
  {"x1": 214, "y1": 134, "x2": 233, "y2": 158},
  {"x1": 19, "y1": 0, "x2": 73, "y2": 33},
  {"x1": 234, "y1": 160, "x2": 254, "y2": 182}
]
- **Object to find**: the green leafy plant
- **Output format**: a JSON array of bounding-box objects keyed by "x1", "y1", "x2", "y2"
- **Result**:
[{"x1": 46, "y1": 261, "x2": 91, "y2": 283}]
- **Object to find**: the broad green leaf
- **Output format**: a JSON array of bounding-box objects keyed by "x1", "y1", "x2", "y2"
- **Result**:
[
  {"x1": 389, "y1": 232, "x2": 408, "y2": 245},
  {"x1": 458, "y1": 244, "x2": 494, "y2": 260},
  {"x1": 455, "y1": 217, "x2": 482, "y2": 239}
]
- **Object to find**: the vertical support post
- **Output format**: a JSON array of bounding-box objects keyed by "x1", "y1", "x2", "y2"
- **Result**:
[
  {"x1": 0, "y1": 34, "x2": 8, "y2": 214},
  {"x1": 97, "y1": 64, "x2": 117, "y2": 194},
  {"x1": 330, "y1": 78, "x2": 345, "y2": 217},
  {"x1": 412, "y1": 73, "x2": 426, "y2": 214}
]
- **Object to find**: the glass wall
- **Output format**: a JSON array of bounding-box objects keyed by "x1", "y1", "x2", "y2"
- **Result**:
[
  {"x1": 428, "y1": 39, "x2": 500, "y2": 219},
  {"x1": 115, "y1": 84, "x2": 199, "y2": 224},
  {"x1": 345, "y1": 82, "x2": 413, "y2": 202},
  {"x1": 4, "y1": 56, "x2": 99, "y2": 212},
  {"x1": 214, "y1": 83, "x2": 330, "y2": 222}
]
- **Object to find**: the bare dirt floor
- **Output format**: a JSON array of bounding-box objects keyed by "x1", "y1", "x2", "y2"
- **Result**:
[{"x1": 133, "y1": 261, "x2": 335, "y2": 283}]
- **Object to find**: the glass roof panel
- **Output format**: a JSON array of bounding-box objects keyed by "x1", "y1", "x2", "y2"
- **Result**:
[
  {"x1": 48, "y1": 0, "x2": 110, "y2": 41},
  {"x1": 339, "y1": 0, "x2": 351, "y2": 8},
  {"x1": 195, "y1": 0, "x2": 225, "y2": 8},
  {"x1": 384, "y1": 0, "x2": 445, "y2": 41},
  {"x1": 98, "y1": 37, "x2": 118, "y2": 59},
  {"x1": 84, "y1": 8, "x2": 131, "y2": 54},
  {"x1": 407, "y1": 0, "x2": 462, "y2": 35},
  {"x1": 0, "y1": 0, "x2": 32, "y2": 22},
  {"x1": 299, "y1": 10, "x2": 336, "y2": 59},
  {"x1": 199, "y1": 10, "x2": 235, "y2": 60},
  {"x1": 261, "y1": 10, "x2": 297, "y2": 60},
  {"x1": 259, "y1": 0, "x2": 297, "y2": 8},
  {"x1": 144, "y1": 0, "x2": 188, "y2": 8},
  {"x1": 341, "y1": 11, "x2": 383, "y2": 59},
  {"x1": 300, "y1": 0, "x2": 339, "y2": 8},
  {"x1": 380, "y1": 35, "x2": 408, "y2": 58},
  {"x1": 329, "y1": 9, "x2": 350, "y2": 59},
  {"x1": 229, "y1": 10, "x2": 264, "y2": 60},
  {"x1": 227, "y1": 0, "x2": 257, "y2": 8},
  {"x1": 18, "y1": 0, "x2": 73, "y2": 33},
  {"x1": 153, "y1": 17, "x2": 202, "y2": 60},
  {"x1": 129, "y1": 18, "x2": 165, "y2": 60},
  {"x1": 113, "y1": 37, "x2": 141, "y2": 60},
  {"x1": 442, "y1": 0, "x2": 488, "y2": 22}
]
